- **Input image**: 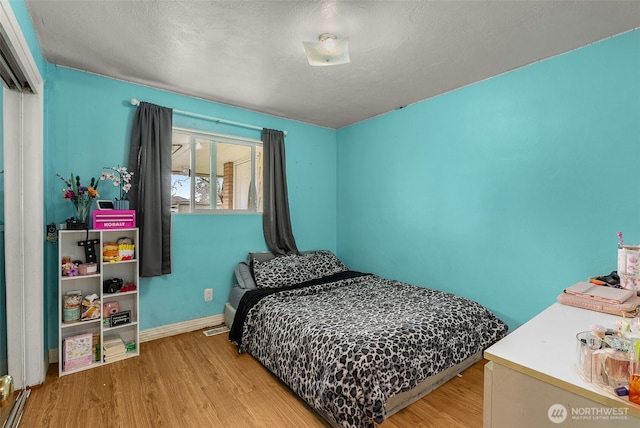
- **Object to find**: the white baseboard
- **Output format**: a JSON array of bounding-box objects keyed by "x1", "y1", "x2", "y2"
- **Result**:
[
  {"x1": 139, "y1": 313, "x2": 225, "y2": 343},
  {"x1": 49, "y1": 313, "x2": 225, "y2": 364}
]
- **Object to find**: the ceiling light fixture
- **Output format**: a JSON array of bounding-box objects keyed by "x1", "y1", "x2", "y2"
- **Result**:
[{"x1": 302, "y1": 33, "x2": 350, "y2": 66}]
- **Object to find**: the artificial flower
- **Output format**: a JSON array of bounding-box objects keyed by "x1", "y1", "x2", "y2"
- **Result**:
[
  {"x1": 101, "y1": 166, "x2": 134, "y2": 200},
  {"x1": 56, "y1": 173, "x2": 100, "y2": 222}
]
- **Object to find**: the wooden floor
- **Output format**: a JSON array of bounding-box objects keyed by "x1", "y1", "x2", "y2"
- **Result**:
[{"x1": 20, "y1": 328, "x2": 486, "y2": 427}]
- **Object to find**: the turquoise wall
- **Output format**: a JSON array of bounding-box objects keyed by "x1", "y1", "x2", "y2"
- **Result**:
[
  {"x1": 43, "y1": 67, "x2": 338, "y2": 348},
  {"x1": 337, "y1": 30, "x2": 640, "y2": 330},
  {"x1": 9, "y1": 0, "x2": 46, "y2": 74},
  {"x1": 14, "y1": 0, "x2": 640, "y2": 348}
]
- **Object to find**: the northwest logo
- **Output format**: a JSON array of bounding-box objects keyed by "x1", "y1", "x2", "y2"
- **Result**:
[{"x1": 548, "y1": 404, "x2": 567, "y2": 423}]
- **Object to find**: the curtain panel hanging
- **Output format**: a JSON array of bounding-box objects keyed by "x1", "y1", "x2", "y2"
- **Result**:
[
  {"x1": 262, "y1": 128, "x2": 299, "y2": 255},
  {"x1": 128, "y1": 101, "x2": 173, "y2": 276}
]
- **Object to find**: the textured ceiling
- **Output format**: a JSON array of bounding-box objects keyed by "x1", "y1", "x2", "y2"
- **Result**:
[{"x1": 25, "y1": 1, "x2": 640, "y2": 129}]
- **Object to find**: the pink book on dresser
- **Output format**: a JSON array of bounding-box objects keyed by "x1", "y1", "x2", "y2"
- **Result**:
[{"x1": 563, "y1": 281, "x2": 635, "y2": 305}]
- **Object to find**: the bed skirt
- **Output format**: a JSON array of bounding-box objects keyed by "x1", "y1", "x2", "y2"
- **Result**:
[{"x1": 224, "y1": 301, "x2": 236, "y2": 329}]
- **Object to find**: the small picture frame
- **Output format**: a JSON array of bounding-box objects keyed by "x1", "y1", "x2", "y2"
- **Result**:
[
  {"x1": 109, "y1": 310, "x2": 131, "y2": 328},
  {"x1": 96, "y1": 200, "x2": 114, "y2": 210}
]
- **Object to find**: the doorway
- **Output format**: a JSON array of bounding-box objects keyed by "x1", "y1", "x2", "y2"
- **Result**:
[{"x1": 0, "y1": 2, "x2": 45, "y2": 426}]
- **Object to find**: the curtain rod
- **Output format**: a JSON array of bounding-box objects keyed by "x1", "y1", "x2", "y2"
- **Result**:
[{"x1": 129, "y1": 98, "x2": 286, "y2": 135}]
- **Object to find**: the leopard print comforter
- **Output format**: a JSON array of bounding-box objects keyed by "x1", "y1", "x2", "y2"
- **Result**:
[{"x1": 236, "y1": 274, "x2": 508, "y2": 428}]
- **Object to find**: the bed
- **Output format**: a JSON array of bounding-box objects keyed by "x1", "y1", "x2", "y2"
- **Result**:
[{"x1": 226, "y1": 250, "x2": 508, "y2": 428}]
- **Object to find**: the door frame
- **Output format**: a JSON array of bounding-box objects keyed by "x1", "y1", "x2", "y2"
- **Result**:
[{"x1": 1, "y1": 1, "x2": 45, "y2": 390}]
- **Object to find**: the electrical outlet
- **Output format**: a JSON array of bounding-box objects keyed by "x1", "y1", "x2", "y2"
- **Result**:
[{"x1": 204, "y1": 288, "x2": 213, "y2": 301}]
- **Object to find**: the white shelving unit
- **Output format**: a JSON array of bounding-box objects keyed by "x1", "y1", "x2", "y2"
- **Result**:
[{"x1": 57, "y1": 228, "x2": 139, "y2": 376}]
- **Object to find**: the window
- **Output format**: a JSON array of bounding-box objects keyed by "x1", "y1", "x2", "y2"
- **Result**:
[{"x1": 171, "y1": 127, "x2": 263, "y2": 213}]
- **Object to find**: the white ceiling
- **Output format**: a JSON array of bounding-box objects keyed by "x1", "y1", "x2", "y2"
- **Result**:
[{"x1": 25, "y1": 1, "x2": 640, "y2": 129}]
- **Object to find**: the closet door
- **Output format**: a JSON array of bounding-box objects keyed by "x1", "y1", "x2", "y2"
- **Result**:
[{"x1": 0, "y1": 3, "x2": 44, "y2": 427}]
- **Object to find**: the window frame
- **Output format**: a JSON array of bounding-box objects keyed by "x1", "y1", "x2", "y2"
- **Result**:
[{"x1": 172, "y1": 126, "x2": 263, "y2": 214}]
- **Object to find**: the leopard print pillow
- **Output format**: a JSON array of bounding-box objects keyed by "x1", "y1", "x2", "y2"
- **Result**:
[{"x1": 252, "y1": 250, "x2": 348, "y2": 289}]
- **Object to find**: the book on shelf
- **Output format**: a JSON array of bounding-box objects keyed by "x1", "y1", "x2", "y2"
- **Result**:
[
  {"x1": 104, "y1": 352, "x2": 129, "y2": 363},
  {"x1": 102, "y1": 334, "x2": 125, "y2": 353},
  {"x1": 103, "y1": 334, "x2": 124, "y2": 347},
  {"x1": 92, "y1": 333, "x2": 100, "y2": 362},
  {"x1": 63, "y1": 332, "x2": 93, "y2": 371},
  {"x1": 103, "y1": 349, "x2": 127, "y2": 362},
  {"x1": 103, "y1": 345, "x2": 126, "y2": 357},
  {"x1": 103, "y1": 346, "x2": 126, "y2": 360},
  {"x1": 102, "y1": 334, "x2": 128, "y2": 363}
]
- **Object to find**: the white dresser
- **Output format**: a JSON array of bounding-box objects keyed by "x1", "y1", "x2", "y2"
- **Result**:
[{"x1": 484, "y1": 303, "x2": 640, "y2": 427}]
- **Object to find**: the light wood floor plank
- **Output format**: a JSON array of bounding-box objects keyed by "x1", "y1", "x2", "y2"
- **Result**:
[{"x1": 20, "y1": 329, "x2": 484, "y2": 427}]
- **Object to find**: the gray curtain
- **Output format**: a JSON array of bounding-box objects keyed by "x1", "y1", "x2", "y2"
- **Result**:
[
  {"x1": 128, "y1": 101, "x2": 173, "y2": 277},
  {"x1": 262, "y1": 129, "x2": 299, "y2": 255}
]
